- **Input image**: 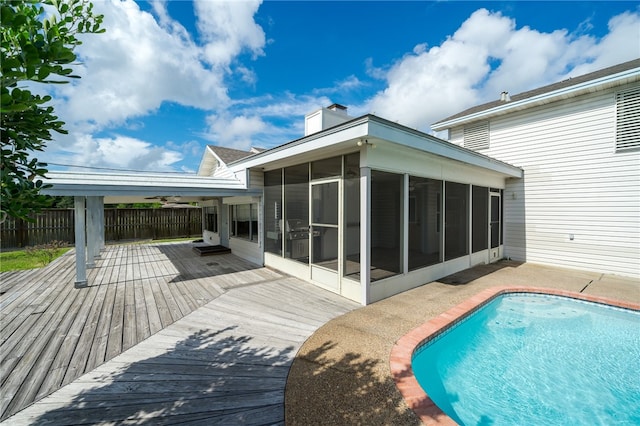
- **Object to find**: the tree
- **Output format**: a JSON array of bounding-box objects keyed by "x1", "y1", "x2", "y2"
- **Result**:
[{"x1": 1, "y1": 0, "x2": 104, "y2": 223}]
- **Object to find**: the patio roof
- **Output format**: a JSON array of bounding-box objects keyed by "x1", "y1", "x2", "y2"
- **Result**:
[{"x1": 42, "y1": 171, "x2": 260, "y2": 203}]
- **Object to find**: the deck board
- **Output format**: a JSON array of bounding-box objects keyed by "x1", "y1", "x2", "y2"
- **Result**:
[{"x1": 0, "y1": 242, "x2": 357, "y2": 423}]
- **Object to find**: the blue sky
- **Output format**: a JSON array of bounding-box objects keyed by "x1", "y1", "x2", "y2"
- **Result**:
[{"x1": 42, "y1": 1, "x2": 639, "y2": 173}]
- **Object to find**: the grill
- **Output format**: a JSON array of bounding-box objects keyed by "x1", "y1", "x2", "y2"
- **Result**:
[{"x1": 286, "y1": 219, "x2": 309, "y2": 240}]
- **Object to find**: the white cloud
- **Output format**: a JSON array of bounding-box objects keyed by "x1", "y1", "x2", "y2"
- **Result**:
[
  {"x1": 206, "y1": 114, "x2": 267, "y2": 150},
  {"x1": 45, "y1": 0, "x2": 266, "y2": 172},
  {"x1": 194, "y1": 0, "x2": 265, "y2": 67},
  {"x1": 568, "y1": 11, "x2": 640, "y2": 76},
  {"x1": 57, "y1": 0, "x2": 228, "y2": 129},
  {"x1": 365, "y1": 9, "x2": 640, "y2": 131},
  {"x1": 312, "y1": 75, "x2": 365, "y2": 96},
  {"x1": 203, "y1": 92, "x2": 337, "y2": 150},
  {"x1": 47, "y1": 134, "x2": 183, "y2": 172}
]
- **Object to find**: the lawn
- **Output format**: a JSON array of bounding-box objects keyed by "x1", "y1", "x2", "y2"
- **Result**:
[{"x1": 0, "y1": 247, "x2": 71, "y2": 272}]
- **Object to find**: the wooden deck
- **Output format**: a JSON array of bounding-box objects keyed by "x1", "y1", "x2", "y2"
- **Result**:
[{"x1": 0, "y1": 242, "x2": 358, "y2": 424}]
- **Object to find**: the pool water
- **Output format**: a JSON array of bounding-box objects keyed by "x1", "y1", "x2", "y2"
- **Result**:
[{"x1": 412, "y1": 294, "x2": 640, "y2": 425}]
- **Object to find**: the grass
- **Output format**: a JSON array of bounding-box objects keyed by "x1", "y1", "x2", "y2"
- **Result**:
[
  {"x1": 0, "y1": 247, "x2": 71, "y2": 272},
  {"x1": 0, "y1": 238, "x2": 195, "y2": 272}
]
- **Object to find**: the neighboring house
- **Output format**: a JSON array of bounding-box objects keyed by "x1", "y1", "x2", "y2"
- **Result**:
[{"x1": 432, "y1": 59, "x2": 640, "y2": 278}]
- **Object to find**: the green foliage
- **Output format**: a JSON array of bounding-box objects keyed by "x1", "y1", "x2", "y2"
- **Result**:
[
  {"x1": 48, "y1": 195, "x2": 74, "y2": 208},
  {"x1": 1, "y1": 241, "x2": 70, "y2": 271},
  {"x1": 24, "y1": 239, "x2": 68, "y2": 266},
  {"x1": 111, "y1": 203, "x2": 163, "y2": 209},
  {"x1": 1, "y1": 0, "x2": 104, "y2": 223}
]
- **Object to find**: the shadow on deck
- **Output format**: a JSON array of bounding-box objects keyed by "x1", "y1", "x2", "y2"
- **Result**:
[{"x1": 0, "y1": 242, "x2": 288, "y2": 421}]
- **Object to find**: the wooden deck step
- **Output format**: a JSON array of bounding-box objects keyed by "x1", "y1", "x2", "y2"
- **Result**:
[{"x1": 192, "y1": 244, "x2": 232, "y2": 256}]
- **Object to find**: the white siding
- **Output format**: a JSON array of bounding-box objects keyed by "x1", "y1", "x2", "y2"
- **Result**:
[
  {"x1": 229, "y1": 238, "x2": 262, "y2": 265},
  {"x1": 249, "y1": 169, "x2": 264, "y2": 190},
  {"x1": 454, "y1": 84, "x2": 640, "y2": 277}
]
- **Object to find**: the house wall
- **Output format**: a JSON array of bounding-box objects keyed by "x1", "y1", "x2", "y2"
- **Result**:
[
  {"x1": 227, "y1": 131, "x2": 517, "y2": 304},
  {"x1": 448, "y1": 84, "x2": 640, "y2": 277},
  {"x1": 249, "y1": 169, "x2": 264, "y2": 189},
  {"x1": 363, "y1": 142, "x2": 507, "y2": 188},
  {"x1": 229, "y1": 237, "x2": 262, "y2": 265}
]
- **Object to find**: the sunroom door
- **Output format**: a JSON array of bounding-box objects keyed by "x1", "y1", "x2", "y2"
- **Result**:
[
  {"x1": 310, "y1": 180, "x2": 340, "y2": 290},
  {"x1": 489, "y1": 192, "x2": 501, "y2": 261}
]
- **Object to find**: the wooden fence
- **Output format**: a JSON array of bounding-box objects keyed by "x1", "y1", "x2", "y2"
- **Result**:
[{"x1": 0, "y1": 208, "x2": 203, "y2": 249}]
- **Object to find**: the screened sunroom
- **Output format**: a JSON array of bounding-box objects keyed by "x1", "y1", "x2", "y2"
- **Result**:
[{"x1": 225, "y1": 109, "x2": 522, "y2": 304}]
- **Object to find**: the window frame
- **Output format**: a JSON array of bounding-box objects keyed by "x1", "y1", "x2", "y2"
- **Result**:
[{"x1": 230, "y1": 203, "x2": 259, "y2": 242}]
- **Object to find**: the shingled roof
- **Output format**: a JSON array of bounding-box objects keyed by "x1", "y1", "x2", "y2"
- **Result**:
[
  {"x1": 208, "y1": 146, "x2": 255, "y2": 164},
  {"x1": 433, "y1": 58, "x2": 640, "y2": 126}
]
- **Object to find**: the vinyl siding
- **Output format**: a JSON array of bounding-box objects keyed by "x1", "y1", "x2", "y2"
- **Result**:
[
  {"x1": 249, "y1": 169, "x2": 264, "y2": 190},
  {"x1": 450, "y1": 84, "x2": 640, "y2": 277}
]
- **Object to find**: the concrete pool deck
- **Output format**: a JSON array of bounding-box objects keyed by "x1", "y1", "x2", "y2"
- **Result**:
[{"x1": 284, "y1": 260, "x2": 640, "y2": 425}]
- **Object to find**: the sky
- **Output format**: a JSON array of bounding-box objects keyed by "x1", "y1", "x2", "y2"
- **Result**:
[{"x1": 40, "y1": 0, "x2": 640, "y2": 174}]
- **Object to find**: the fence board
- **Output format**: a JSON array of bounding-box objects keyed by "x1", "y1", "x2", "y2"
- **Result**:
[{"x1": 1, "y1": 209, "x2": 203, "y2": 249}]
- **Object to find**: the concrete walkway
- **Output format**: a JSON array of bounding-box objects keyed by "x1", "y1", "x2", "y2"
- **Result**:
[{"x1": 285, "y1": 261, "x2": 640, "y2": 425}]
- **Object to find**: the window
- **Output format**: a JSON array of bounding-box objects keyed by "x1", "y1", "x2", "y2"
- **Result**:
[
  {"x1": 264, "y1": 170, "x2": 282, "y2": 255},
  {"x1": 284, "y1": 164, "x2": 309, "y2": 263},
  {"x1": 408, "y1": 176, "x2": 443, "y2": 271},
  {"x1": 445, "y1": 182, "x2": 469, "y2": 260},
  {"x1": 343, "y1": 153, "x2": 360, "y2": 278},
  {"x1": 205, "y1": 206, "x2": 218, "y2": 233},
  {"x1": 472, "y1": 186, "x2": 489, "y2": 253},
  {"x1": 616, "y1": 87, "x2": 640, "y2": 152},
  {"x1": 312, "y1": 156, "x2": 342, "y2": 180},
  {"x1": 230, "y1": 203, "x2": 258, "y2": 242},
  {"x1": 371, "y1": 170, "x2": 403, "y2": 279},
  {"x1": 463, "y1": 121, "x2": 489, "y2": 150}
]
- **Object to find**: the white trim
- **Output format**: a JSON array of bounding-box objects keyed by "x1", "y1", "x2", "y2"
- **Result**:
[
  {"x1": 223, "y1": 196, "x2": 260, "y2": 205},
  {"x1": 229, "y1": 116, "x2": 522, "y2": 179},
  {"x1": 42, "y1": 171, "x2": 257, "y2": 200},
  {"x1": 360, "y1": 167, "x2": 371, "y2": 305},
  {"x1": 73, "y1": 196, "x2": 87, "y2": 287}
]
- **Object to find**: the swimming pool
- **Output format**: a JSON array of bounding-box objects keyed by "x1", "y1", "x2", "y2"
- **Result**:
[{"x1": 390, "y1": 287, "x2": 640, "y2": 426}]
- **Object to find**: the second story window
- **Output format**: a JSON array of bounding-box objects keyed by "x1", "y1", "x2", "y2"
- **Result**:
[
  {"x1": 463, "y1": 121, "x2": 490, "y2": 150},
  {"x1": 616, "y1": 87, "x2": 640, "y2": 152}
]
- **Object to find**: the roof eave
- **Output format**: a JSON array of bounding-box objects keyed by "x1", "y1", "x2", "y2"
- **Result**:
[
  {"x1": 432, "y1": 66, "x2": 640, "y2": 131},
  {"x1": 228, "y1": 114, "x2": 522, "y2": 179},
  {"x1": 41, "y1": 171, "x2": 255, "y2": 198}
]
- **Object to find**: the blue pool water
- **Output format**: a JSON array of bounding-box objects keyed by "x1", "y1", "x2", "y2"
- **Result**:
[{"x1": 412, "y1": 294, "x2": 640, "y2": 425}]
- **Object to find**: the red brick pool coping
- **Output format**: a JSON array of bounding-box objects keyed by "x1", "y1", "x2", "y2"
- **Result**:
[{"x1": 389, "y1": 286, "x2": 640, "y2": 425}]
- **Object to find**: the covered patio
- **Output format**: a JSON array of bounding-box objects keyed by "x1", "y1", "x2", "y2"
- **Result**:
[{"x1": 41, "y1": 171, "x2": 260, "y2": 286}]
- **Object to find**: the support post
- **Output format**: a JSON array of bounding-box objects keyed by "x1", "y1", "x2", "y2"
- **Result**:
[
  {"x1": 86, "y1": 196, "x2": 99, "y2": 267},
  {"x1": 360, "y1": 166, "x2": 371, "y2": 305},
  {"x1": 403, "y1": 173, "x2": 409, "y2": 274},
  {"x1": 74, "y1": 196, "x2": 87, "y2": 287},
  {"x1": 98, "y1": 196, "x2": 105, "y2": 252}
]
